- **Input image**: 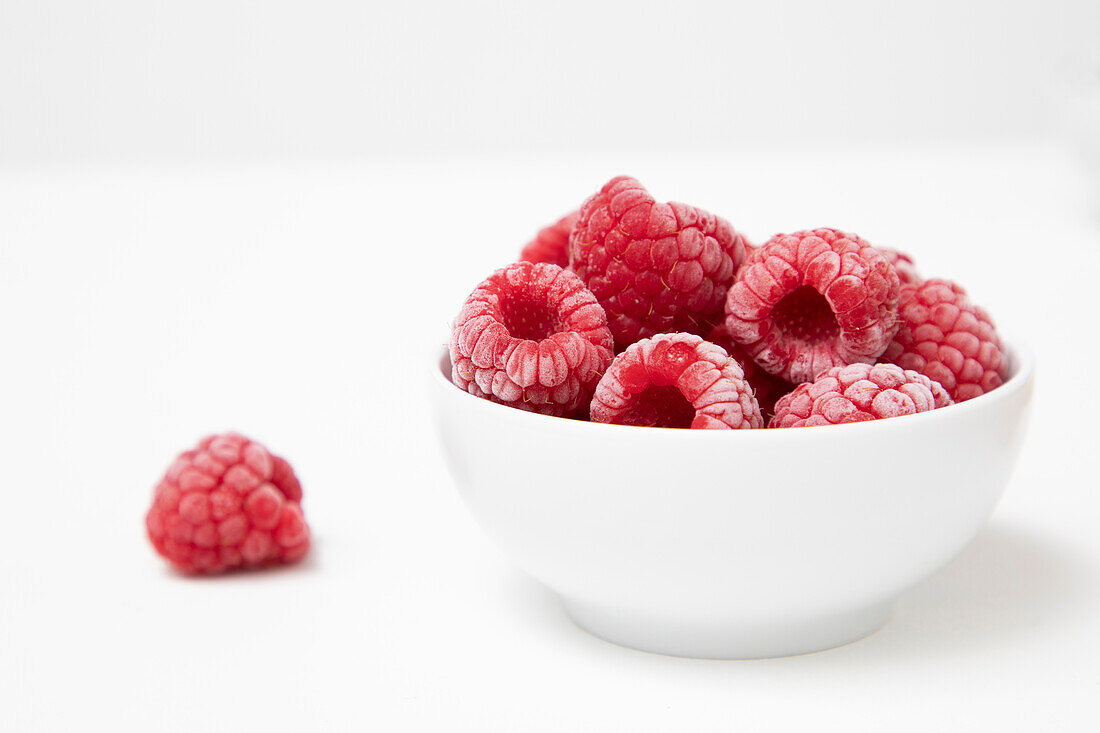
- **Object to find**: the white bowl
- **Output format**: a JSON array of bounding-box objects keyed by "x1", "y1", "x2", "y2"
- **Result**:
[{"x1": 429, "y1": 344, "x2": 1035, "y2": 659}]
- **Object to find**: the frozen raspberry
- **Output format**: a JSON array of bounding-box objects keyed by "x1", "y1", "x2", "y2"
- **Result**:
[
  {"x1": 879, "y1": 247, "x2": 922, "y2": 286},
  {"x1": 569, "y1": 176, "x2": 748, "y2": 350},
  {"x1": 770, "y1": 362, "x2": 953, "y2": 428},
  {"x1": 451, "y1": 261, "x2": 614, "y2": 416},
  {"x1": 707, "y1": 322, "x2": 795, "y2": 419},
  {"x1": 590, "y1": 333, "x2": 763, "y2": 429},
  {"x1": 146, "y1": 433, "x2": 311, "y2": 575},
  {"x1": 724, "y1": 228, "x2": 902, "y2": 384},
  {"x1": 520, "y1": 211, "x2": 579, "y2": 268},
  {"x1": 882, "y1": 279, "x2": 1006, "y2": 402}
]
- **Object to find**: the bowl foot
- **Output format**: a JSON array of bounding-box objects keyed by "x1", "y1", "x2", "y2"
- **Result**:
[{"x1": 562, "y1": 597, "x2": 893, "y2": 659}]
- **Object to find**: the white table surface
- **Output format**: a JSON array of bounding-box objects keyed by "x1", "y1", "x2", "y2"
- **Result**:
[{"x1": 2, "y1": 146, "x2": 1097, "y2": 731}]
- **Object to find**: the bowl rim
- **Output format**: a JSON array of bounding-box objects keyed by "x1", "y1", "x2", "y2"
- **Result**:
[{"x1": 431, "y1": 339, "x2": 1034, "y2": 438}]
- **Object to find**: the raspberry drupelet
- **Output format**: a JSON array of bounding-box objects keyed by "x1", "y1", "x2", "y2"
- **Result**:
[
  {"x1": 770, "y1": 362, "x2": 953, "y2": 428},
  {"x1": 882, "y1": 279, "x2": 1006, "y2": 402},
  {"x1": 519, "y1": 211, "x2": 579, "y2": 268},
  {"x1": 450, "y1": 261, "x2": 614, "y2": 416},
  {"x1": 724, "y1": 228, "x2": 902, "y2": 384},
  {"x1": 569, "y1": 176, "x2": 749, "y2": 350},
  {"x1": 146, "y1": 433, "x2": 310, "y2": 574},
  {"x1": 590, "y1": 333, "x2": 763, "y2": 429}
]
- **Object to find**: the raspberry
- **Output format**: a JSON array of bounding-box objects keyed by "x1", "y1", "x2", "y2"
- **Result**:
[
  {"x1": 520, "y1": 211, "x2": 579, "y2": 268},
  {"x1": 707, "y1": 322, "x2": 794, "y2": 419},
  {"x1": 770, "y1": 362, "x2": 953, "y2": 428},
  {"x1": 146, "y1": 433, "x2": 311, "y2": 574},
  {"x1": 450, "y1": 261, "x2": 614, "y2": 416},
  {"x1": 879, "y1": 247, "x2": 922, "y2": 286},
  {"x1": 590, "y1": 333, "x2": 763, "y2": 429},
  {"x1": 569, "y1": 176, "x2": 748, "y2": 350},
  {"x1": 724, "y1": 228, "x2": 902, "y2": 384},
  {"x1": 882, "y1": 279, "x2": 1006, "y2": 402}
]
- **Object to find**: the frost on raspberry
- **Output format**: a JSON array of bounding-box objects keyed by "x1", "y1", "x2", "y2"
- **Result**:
[
  {"x1": 770, "y1": 362, "x2": 953, "y2": 428},
  {"x1": 450, "y1": 261, "x2": 614, "y2": 416},
  {"x1": 882, "y1": 279, "x2": 1006, "y2": 402},
  {"x1": 724, "y1": 228, "x2": 902, "y2": 384},
  {"x1": 590, "y1": 332, "x2": 763, "y2": 429},
  {"x1": 145, "y1": 433, "x2": 311, "y2": 575},
  {"x1": 519, "y1": 211, "x2": 579, "y2": 268},
  {"x1": 569, "y1": 176, "x2": 748, "y2": 350}
]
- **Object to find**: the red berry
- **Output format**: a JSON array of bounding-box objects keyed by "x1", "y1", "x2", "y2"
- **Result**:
[
  {"x1": 770, "y1": 362, "x2": 953, "y2": 428},
  {"x1": 569, "y1": 176, "x2": 748, "y2": 350},
  {"x1": 590, "y1": 333, "x2": 763, "y2": 429},
  {"x1": 450, "y1": 261, "x2": 614, "y2": 416},
  {"x1": 724, "y1": 228, "x2": 902, "y2": 384},
  {"x1": 520, "y1": 211, "x2": 579, "y2": 268},
  {"x1": 882, "y1": 279, "x2": 1006, "y2": 402},
  {"x1": 146, "y1": 433, "x2": 310, "y2": 574}
]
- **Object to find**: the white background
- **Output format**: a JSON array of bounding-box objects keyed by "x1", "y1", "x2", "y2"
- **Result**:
[
  {"x1": 2, "y1": 0, "x2": 1100, "y2": 161},
  {"x1": 2, "y1": 1, "x2": 1099, "y2": 731}
]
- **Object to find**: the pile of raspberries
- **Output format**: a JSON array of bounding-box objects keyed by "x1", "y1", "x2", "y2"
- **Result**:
[{"x1": 452, "y1": 175, "x2": 1006, "y2": 429}]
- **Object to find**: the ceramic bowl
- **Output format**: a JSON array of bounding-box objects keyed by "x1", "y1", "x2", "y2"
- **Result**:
[{"x1": 429, "y1": 344, "x2": 1035, "y2": 659}]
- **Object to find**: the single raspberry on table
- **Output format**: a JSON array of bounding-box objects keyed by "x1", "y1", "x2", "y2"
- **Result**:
[
  {"x1": 707, "y1": 322, "x2": 794, "y2": 419},
  {"x1": 770, "y1": 362, "x2": 953, "y2": 428},
  {"x1": 882, "y1": 279, "x2": 1006, "y2": 402},
  {"x1": 878, "y1": 247, "x2": 922, "y2": 287},
  {"x1": 569, "y1": 176, "x2": 748, "y2": 350},
  {"x1": 724, "y1": 228, "x2": 902, "y2": 384},
  {"x1": 450, "y1": 261, "x2": 614, "y2": 416},
  {"x1": 590, "y1": 332, "x2": 763, "y2": 429},
  {"x1": 146, "y1": 433, "x2": 311, "y2": 575},
  {"x1": 519, "y1": 211, "x2": 579, "y2": 268}
]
